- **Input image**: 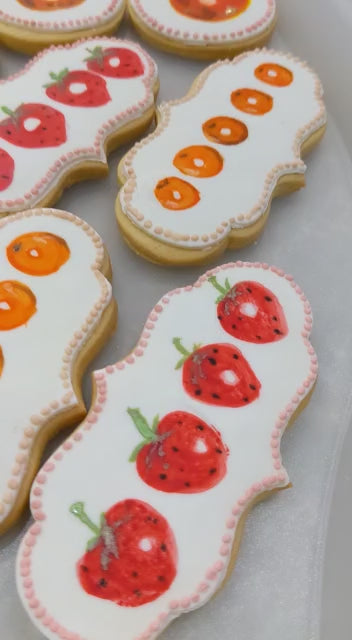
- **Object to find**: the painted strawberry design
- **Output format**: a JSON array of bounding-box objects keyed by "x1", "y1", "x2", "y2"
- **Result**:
[
  {"x1": 44, "y1": 69, "x2": 111, "y2": 108},
  {"x1": 0, "y1": 148, "x2": 14, "y2": 191},
  {"x1": 0, "y1": 104, "x2": 66, "y2": 149},
  {"x1": 173, "y1": 338, "x2": 260, "y2": 407},
  {"x1": 128, "y1": 408, "x2": 228, "y2": 493},
  {"x1": 209, "y1": 276, "x2": 288, "y2": 343},
  {"x1": 70, "y1": 499, "x2": 177, "y2": 607},
  {"x1": 85, "y1": 47, "x2": 144, "y2": 79}
]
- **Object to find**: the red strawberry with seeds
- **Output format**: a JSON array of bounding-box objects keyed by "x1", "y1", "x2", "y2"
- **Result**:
[
  {"x1": 209, "y1": 276, "x2": 288, "y2": 343},
  {"x1": 0, "y1": 104, "x2": 66, "y2": 149},
  {"x1": 0, "y1": 148, "x2": 14, "y2": 191},
  {"x1": 44, "y1": 68, "x2": 111, "y2": 108},
  {"x1": 85, "y1": 46, "x2": 144, "y2": 79},
  {"x1": 70, "y1": 499, "x2": 177, "y2": 607},
  {"x1": 173, "y1": 338, "x2": 260, "y2": 407},
  {"x1": 128, "y1": 408, "x2": 228, "y2": 493}
]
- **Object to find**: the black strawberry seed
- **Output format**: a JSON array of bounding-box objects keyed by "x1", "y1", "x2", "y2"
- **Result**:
[
  {"x1": 209, "y1": 468, "x2": 217, "y2": 474},
  {"x1": 158, "y1": 576, "x2": 165, "y2": 582},
  {"x1": 2, "y1": 175, "x2": 9, "y2": 180},
  {"x1": 212, "y1": 393, "x2": 220, "y2": 399},
  {"x1": 134, "y1": 590, "x2": 142, "y2": 597},
  {"x1": 160, "y1": 543, "x2": 167, "y2": 552},
  {"x1": 243, "y1": 397, "x2": 249, "y2": 402},
  {"x1": 81, "y1": 565, "x2": 89, "y2": 572},
  {"x1": 99, "y1": 578, "x2": 107, "y2": 587},
  {"x1": 256, "y1": 335, "x2": 262, "y2": 340},
  {"x1": 184, "y1": 482, "x2": 190, "y2": 487},
  {"x1": 208, "y1": 123, "x2": 216, "y2": 129},
  {"x1": 196, "y1": 425, "x2": 204, "y2": 430},
  {"x1": 233, "y1": 354, "x2": 239, "y2": 359},
  {"x1": 159, "y1": 474, "x2": 167, "y2": 480},
  {"x1": 274, "y1": 329, "x2": 282, "y2": 335},
  {"x1": 132, "y1": 571, "x2": 138, "y2": 578},
  {"x1": 152, "y1": 518, "x2": 158, "y2": 524},
  {"x1": 213, "y1": 348, "x2": 218, "y2": 353},
  {"x1": 195, "y1": 389, "x2": 202, "y2": 396},
  {"x1": 249, "y1": 384, "x2": 256, "y2": 390},
  {"x1": 232, "y1": 324, "x2": 237, "y2": 329},
  {"x1": 273, "y1": 316, "x2": 278, "y2": 321},
  {"x1": 208, "y1": 357, "x2": 216, "y2": 365},
  {"x1": 172, "y1": 446, "x2": 179, "y2": 452},
  {"x1": 265, "y1": 296, "x2": 272, "y2": 302},
  {"x1": 216, "y1": 448, "x2": 223, "y2": 454},
  {"x1": 6, "y1": 130, "x2": 11, "y2": 135},
  {"x1": 217, "y1": 315, "x2": 222, "y2": 320},
  {"x1": 246, "y1": 287, "x2": 252, "y2": 293}
]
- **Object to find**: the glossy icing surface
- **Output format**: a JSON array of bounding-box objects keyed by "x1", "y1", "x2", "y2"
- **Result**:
[
  {"x1": 119, "y1": 49, "x2": 326, "y2": 249},
  {"x1": 0, "y1": 0, "x2": 125, "y2": 32},
  {"x1": 0, "y1": 208, "x2": 112, "y2": 527},
  {"x1": 0, "y1": 38, "x2": 157, "y2": 214},
  {"x1": 129, "y1": 0, "x2": 276, "y2": 44},
  {"x1": 17, "y1": 262, "x2": 317, "y2": 640}
]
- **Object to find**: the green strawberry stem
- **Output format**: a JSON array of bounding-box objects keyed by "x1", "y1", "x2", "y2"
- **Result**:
[
  {"x1": 208, "y1": 275, "x2": 232, "y2": 303},
  {"x1": 84, "y1": 46, "x2": 104, "y2": 64},
  {"x1": 43, "y1": 68, "x2": 69, "y2": 88},
  {"x1": 70, "y1": 501, "x2": 100, "y2": 536},
  {"x1": 1, "y1": 106, "x2": 18, "y2": 121},
  {"x1": 127, "y1": 408, "x2": 159, "y2": 462},
  {"x1": 173, "y1": 337, "x2": 202, "y2": 370}
]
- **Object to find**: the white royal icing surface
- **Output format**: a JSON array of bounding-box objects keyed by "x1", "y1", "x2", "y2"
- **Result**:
[
  {"x1": 0, "y1": 208, "x2": 112, "y2": 527},
  {"x1": 0, "y1": 38, "x2": 157, "y2": 214},
  {"x1": 17, "y1": 262, "x2": 316, "y2": 640},
  {"x1": 0, "y1": 0, "x2": 125, "y2": 33},
  {"x1": 119, "y1": 49, "x2": 326, "y2": 249},
  {"x1": 129, "y1": 0, "x2": 276, "y2": 45}
]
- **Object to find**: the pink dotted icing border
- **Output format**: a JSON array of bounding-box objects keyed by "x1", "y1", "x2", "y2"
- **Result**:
[
  {"x1": 0, "y1": 37, "x2": 158, "y2": 215},
  {"x1": 18, "y1": 261, "x2": 318, "y2": 640},
  {"x1": 0, "y1": 207, "x2": 113, "y2": 525},
  {"x1": 0, "y1": 0, "x2": 124, "y2": 33},
  {"x1": 120, "y1": 48, "x2": 327, "y2": 248},
  {"x1": 130, "y1": 0, "x2": 276, "y2": 45}
]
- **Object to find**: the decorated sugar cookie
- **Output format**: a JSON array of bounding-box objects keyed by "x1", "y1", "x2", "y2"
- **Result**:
[
  {"x1": 17, "y1": 261, "x2": 317, "y2": 640},
  {"x1": 128, "y1": 0, "x2": 277, "y2": 60},
  {"x1": 0, "y1": 38, "x2": 158, "y2": 217},
  {"x1": 117, "y1": 49, "x2": 327, "y2": 266},
  {"x1": 0, "y1": 208, "x2": 116, "y2": 535},
  {"x1": 0, "y1": 1, "x2": 126, "y2": 54}
]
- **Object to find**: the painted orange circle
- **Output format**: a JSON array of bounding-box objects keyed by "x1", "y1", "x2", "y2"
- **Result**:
[
  {"x1": 231, "y1": 88, "x2": 273, "y2": 115},
  {"x1": 202, "y1": 116, "x2": 248, "y2": 145},
  {"x1": 0, "y1": 281, "x2": 37, "y2": 331},
  {"x1": 16, "y1": 0, "x2": 85, "y2": 10},
  {"x1": 173, "y1": 145, "x2": 223, "y2": 178},
  {"x1": 255, "y1": 63, "x2": 293, "y2": 87},
  {"x1": 155, "y1": 177, "x2": 200, "y2": 210},
  {"x1": 7, "y1": 232, "x2": 70, "y2": 277},
  {"x1": 169, "y1": 0, "x2": 250, "y2": 21},
  {"x1": 0, "y1": 347, "x2": 3, "y2": 377}
]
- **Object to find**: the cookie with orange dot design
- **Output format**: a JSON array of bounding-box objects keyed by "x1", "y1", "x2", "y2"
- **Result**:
[{"x1": 128, "y1": 0, "x2": 278, "y2": 60}]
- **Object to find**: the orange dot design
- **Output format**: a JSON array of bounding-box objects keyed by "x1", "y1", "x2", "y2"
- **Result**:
[
  {"x1": 255, "y1": 63, "x2": 293, "y2": 87},
  {"x1": 173, "y1": 145, "x2": 224, "y2": 178},
  {"x1": 169, "y1": 0, "x2": 250, "y2": 22},
  {"x1": 16, "y1": 0, "x2": 85, "y2": 10},
  {"x1": 155, "y1": 177, "x2": 200, "y2": 210},
  {"x1": 0, "y1": 281, "x2": 37, "y2": 331},
  {"x1": 231, "y1": 88, "x2": 273, "y2": 115},
  {"x1": 7, "y1": 232, "x2": 70, "y2": 277},
  {"x1": 202, "y1": 116, "x2": 248, "y2": 145}
]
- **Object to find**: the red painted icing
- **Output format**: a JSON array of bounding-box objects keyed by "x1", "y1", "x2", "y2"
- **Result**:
[
  {"x1": 173, "y1": 338, "x2": 261, "y2": 407},
  {"x1": 85, "y1": 47, "x2": 144, "y2": 79},
  {"x1": 45, "y1": 70, "x2": 111, "y2": 108},
  {"x1": 0, "y1": 148, "x2": 14, "y2": 192},
  {"x1": 0, "y1": 104, "x2": 66, "y2": 149},
  {"x1": 128, "y1": 409, "x2": 228, "y2": 493},
  {"x1": 71, "y1": 499, "x2": 177, "y2": 607},
  {"x1": 170, "y1": 0, "x2": 250, "y2": 22},
  {"x1": 209, "y1": 277, "x2": 288, "y2": 343}
]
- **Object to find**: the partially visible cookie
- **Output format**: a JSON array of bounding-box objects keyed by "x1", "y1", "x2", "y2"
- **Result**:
[
  {"x1": 0, "y1": 38, "x2": 158, "y2": 217},
  {"x1": 116, "y1": 49, "x2": 327, "y2": 266},
  {"x1": 0, "y1": 208, "x2": 117, "y2": 535},
  {"x1": 0, "y1": 0, "x2": 126, "y2": 54},
  {"x1": 128, "y1": 0, "x2": 277, "y2": 60}
]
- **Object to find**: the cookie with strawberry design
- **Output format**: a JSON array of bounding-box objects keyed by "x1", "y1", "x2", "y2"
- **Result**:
[
  {"x1": 17, "y1": 262, "x2": 317, "y2": 640},
  {"x1": 0, "y1": 39, "x2": 158, "y2": 215},
  {"x1": 0, "y1": 1, "x2": 126, "y2": 55}
]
